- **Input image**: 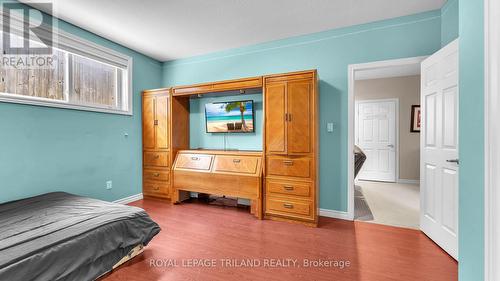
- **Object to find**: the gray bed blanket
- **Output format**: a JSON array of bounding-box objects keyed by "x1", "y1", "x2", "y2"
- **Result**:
[{"x1": 0, "y1": 192, "x2": 161, "y2": 281}]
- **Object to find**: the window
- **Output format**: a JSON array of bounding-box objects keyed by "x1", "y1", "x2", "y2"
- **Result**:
[
  {"x1": 0, "y1": 46, "x2": 67, "y2": 101},
  {"x1": 0, "y1": 17, "x2": 132, "y2": 115},
  {"x1": 71, "y1": 54, "x2": 126, "y2": 110}
]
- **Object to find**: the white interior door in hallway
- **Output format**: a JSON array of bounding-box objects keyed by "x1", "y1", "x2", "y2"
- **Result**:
[
  {"x1": 356, "y1": 99, "x2": 397, "y2": 182},
  {"x1": 420, "y1": 39, "x2": 459, "y2": 260}
]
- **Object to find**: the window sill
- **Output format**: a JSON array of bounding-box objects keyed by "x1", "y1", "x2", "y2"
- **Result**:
[{"x1": 0, "y1": 95, "x2": 133, "y2": 116}]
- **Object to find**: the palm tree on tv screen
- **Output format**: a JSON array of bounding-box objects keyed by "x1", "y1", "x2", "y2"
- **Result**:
[{"x1": 225, "y1": 101, "x2": 248, "y2": 131}]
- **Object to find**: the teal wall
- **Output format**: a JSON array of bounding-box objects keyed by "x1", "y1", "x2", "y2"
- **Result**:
[
  {"x1": 441, "y1": 0, "x2": 459, "y2": 46},
  {"x1": 458, "y1": 0, "x2": 484, "y2": 280},
  {"x1": 0, "y1": 3, "x2": 486, "y2": 279},
  {"x1": 162, "y1": 11, "x2": 442, "y2": 211},
  {"x1": 190, "y1": 94, "x2": 263, "y2": 150},
  {"x1": 0, "y1": 3, "x2": 162, "y2": 203}
]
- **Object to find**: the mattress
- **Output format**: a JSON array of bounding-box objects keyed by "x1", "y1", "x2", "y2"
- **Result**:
[{"x1": 0, "y1": 192, "x2": 161, "y2": 281}]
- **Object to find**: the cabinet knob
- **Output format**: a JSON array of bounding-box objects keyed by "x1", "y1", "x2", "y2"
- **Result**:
[
  {"x1": 191, "y1": 157, "x2": 200, "y2": 161},
  {"x1": 154, "y1": 155, "x2": 160, "y2": 159},
  {"x1": 283, "y1": 203, "x2": 294, "y2": 209},
  {"x1": 153, "y1": 173, "x2": 160, "y2": 177},
  {"x1": 283, "y1": 160, "x2": 293, "y2": 166},
  {"x1": 154, "y1": 120, "x2": 158, "y2": 125},
  {"x1": 233, "y1": 159, "x2": 241, "y2": 163},
  {"x1": 153, "y1": 186, "x2": 159, "y2": 190},
  {"x1": 284, "y1": 185, "x2": 294, "y2": 191}
]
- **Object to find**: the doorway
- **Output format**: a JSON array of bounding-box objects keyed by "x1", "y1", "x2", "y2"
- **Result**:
[
  {"x1": 348, "y1": 42, "x2": 460, "y2": 260},
  {"x1": 348, "y1": 57, "x2": 425, "y2": 230}
]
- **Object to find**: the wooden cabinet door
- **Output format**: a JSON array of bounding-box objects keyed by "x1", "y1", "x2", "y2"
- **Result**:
[
  {"x1": 287, "y1": 80, "x2": 311, "y2": 154},
  {"x1": 142, "y1": 95, "x2": 156, "y2": 150},
  {"x1": 265, "y1": 82, "x2": 287, "y2": 154},
  {"x1": 155, "y1": 94, "x2": 169, "y2": 149}
]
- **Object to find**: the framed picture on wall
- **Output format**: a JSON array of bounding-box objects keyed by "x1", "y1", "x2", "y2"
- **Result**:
[{"x1": 411, "y1": 105, "x2": 421, "y2": 133}]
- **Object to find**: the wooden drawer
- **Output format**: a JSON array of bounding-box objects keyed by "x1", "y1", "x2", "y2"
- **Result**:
[
  {"x1": 266, "y1": 197, "x2": 312, "y2": 218},
  {"x1": 175, "y1": 154, "x2": 213, "y2": 171},
  {"x1": 267, "y1": 156, "x2": 311, "y2": 178},
  {"x1": 144, "y1": 151, "x2": 169, "y2": 167},
  {"x1": 266, "y1": 179, "x2": 311, "y2": 198},
  {"x1": 213, "y1": 155, "x2": 259, "y2": 174},
  {"x1": 144, "y1": 169, "x2": 169, "y2": 182},
  {"x1": 143, "y1": 181, "x2": 169, "y2": 197}
]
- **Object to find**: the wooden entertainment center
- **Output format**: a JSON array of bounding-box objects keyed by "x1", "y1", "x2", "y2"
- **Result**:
[{"x1": 142, "y1": 69, "x2": 319, "y2": 226}]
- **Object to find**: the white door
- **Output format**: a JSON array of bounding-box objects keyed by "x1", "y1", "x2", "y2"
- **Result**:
[
  {"x1": 420, "y1": 39, "x2": 459, "y2": 259},
  {"x1": 356, "y1": 99, "x2": 397, "y2": 182}
]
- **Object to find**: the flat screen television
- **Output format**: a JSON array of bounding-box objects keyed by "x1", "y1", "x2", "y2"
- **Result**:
[{"x1": 205, "y1": 100, "x2": 255, "y2": 133}]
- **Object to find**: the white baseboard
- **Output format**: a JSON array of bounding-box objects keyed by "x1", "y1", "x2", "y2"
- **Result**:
[
  {"x1": 113, "y1": 194, "x2": 354, "y2": 221},
  {"x1": 113, "y1": 193, "x2": 143, "y2": 204},
  {"x1": 397, "y1": 179, "x2": 420, "y2": 185},
  {"x1": 319, "y1": 208, "x2": 354, "y2": 221}
]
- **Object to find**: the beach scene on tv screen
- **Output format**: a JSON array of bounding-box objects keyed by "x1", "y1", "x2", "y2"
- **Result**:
[{"x1": 205, "y1": 101, "x2": 254, "y2": 133}]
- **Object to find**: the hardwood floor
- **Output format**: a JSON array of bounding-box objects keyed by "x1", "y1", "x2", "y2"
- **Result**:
[{"x1": 102, "y1": 199, "x2": 457, "y2": 281}]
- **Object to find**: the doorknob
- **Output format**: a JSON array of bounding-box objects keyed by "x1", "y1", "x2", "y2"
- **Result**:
[
  {"x1": 446, "y1": 159, "x2": 460, "y2": 165},
  {"x1": 387, "y1": 144, "x2": 394, "y2": 148}
]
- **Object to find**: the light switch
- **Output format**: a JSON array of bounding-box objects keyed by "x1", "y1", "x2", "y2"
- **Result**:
[{"x1": 327, "y1": 123, "x2": 334, "y2": 133}]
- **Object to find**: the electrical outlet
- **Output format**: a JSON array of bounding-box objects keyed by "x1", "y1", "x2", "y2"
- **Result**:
[{"x1": 106, "y1": 180, "x2": 112, "y2": 190}]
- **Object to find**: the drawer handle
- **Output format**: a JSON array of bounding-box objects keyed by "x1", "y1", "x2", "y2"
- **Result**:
[
  {"x1": 154, "y1": 155, "x2": 160, "y2": 159},
  {"x1": 284, "y1": 185, "x2": 294, "y2": 191},
  {"x1": 283, "y1": 203, "x2": 294, "y2": 209},
  {"x1": 153, "y1": 173, "x2": 160, "y2": 177},
  {"x1": 191, "y1": 157, "x2": 200, "y2": 161},
  {"x1": 153, "y1": 186, "x2": 160, "y2": 190},
  {"x1": 283, "y1": 160, "x2": 293, "y2": 166},
  {"x1": 233, "y1": 159, "x2": 241, "y2": 163}
]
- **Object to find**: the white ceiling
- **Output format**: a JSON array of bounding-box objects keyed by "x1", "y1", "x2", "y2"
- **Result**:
[
  {"x1": 355, "y1": 63, "x2": 421, "y2": 80},
  {"x1": 23, "y1": 0, "x2": 446, "y2": 62}
]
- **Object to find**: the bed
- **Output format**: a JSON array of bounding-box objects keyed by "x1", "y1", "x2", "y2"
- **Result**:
[{"x1": 0, "y1": 192, "x2": 161, "y2": 281}]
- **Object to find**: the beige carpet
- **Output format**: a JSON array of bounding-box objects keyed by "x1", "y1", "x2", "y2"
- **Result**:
[{"x1": 355, "y1": 181, "x2": 420, "y2": 229}]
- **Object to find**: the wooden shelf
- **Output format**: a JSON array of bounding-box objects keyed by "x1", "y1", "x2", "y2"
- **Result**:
[
  {"x1": 172, "y1": 76, "x2": 263, "y2": 96},
  {"x1": 178, "y1": 149, "x2": 262, "y2": 156}
]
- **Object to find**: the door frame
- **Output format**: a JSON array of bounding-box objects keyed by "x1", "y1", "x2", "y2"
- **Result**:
[
  {"x1": 485, "y1": 0, "x2": 499, "y2": 279},
  {"x1": 347, "y1": 56, "x2": 427, "y2": 220},
  {"x1": 355, "y1": 98, "x2": 399, "y2": 183}
]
